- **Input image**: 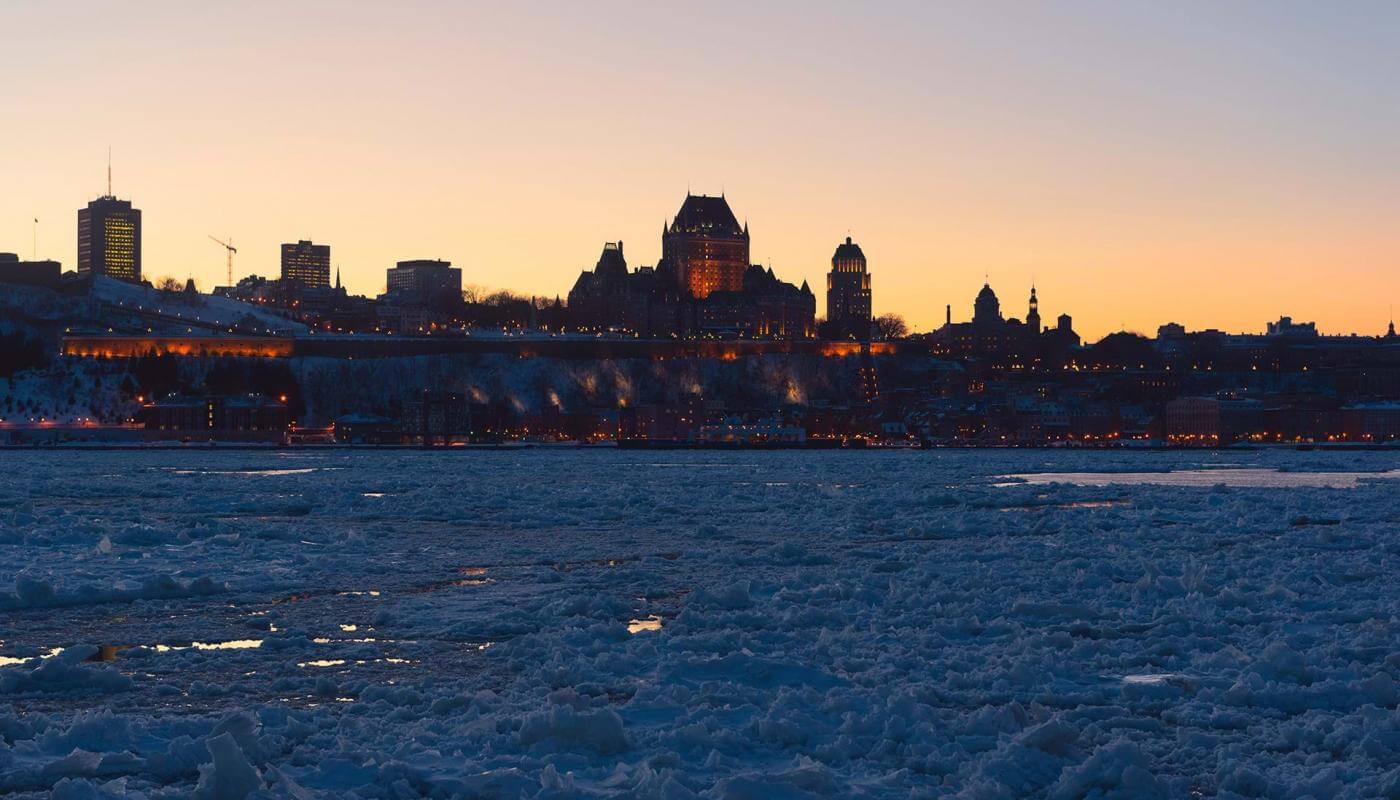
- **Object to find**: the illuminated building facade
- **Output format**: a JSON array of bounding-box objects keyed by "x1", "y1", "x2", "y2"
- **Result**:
[
  {"x1": 280, "y1": 240, "x2": 331, "y2": 288},
  {"x1": 825, "y1": 237, "x2": 872, "y2": 339},
  {"x1": 77, "y1": 196, "x2": 141, "y2": 282},
  {"x1": 698, "y1": 266, "x2": 815, "y2": 338},
  {"x1": 661, "y1": 194, "x2": 750, "y2": 299},
  {"x1": 567, "y1": 193, "x2": 814, "y2": 339}
]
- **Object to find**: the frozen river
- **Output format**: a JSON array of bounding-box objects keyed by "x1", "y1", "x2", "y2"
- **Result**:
[{"x1": 1, "y1": 449, "x2": 1398, "y2": 798}]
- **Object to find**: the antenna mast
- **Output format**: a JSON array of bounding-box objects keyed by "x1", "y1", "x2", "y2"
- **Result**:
[{"x1": 107, "y1": 146, "x2": 112, "y2": 196}]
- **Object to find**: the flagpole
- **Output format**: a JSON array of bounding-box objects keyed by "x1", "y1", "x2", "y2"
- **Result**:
[{"x1": 32, "y1": 217, "x2": 38, "y2": 260}]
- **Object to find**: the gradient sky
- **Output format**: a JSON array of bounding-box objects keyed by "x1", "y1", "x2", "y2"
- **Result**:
[{"x1": 3, "y1": 1, "x2": 1398, "y2": 338}]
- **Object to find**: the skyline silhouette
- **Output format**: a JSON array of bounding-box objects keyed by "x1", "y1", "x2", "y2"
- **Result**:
[{"x1": 3, "y1": 1, "x2": 1398, "y2": 338}]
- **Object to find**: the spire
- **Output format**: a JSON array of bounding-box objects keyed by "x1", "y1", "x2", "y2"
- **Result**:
[{"x1": 335, "y1": 266, "x2": 342, "y2": 290}]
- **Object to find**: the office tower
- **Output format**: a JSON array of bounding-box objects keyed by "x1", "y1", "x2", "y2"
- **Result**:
[
  {"x1": 281, "y1": 240, "x2": 331, "y2": 288},
  {"x1": 78, "y1": 196, "x2": 141, "y2": 282}
]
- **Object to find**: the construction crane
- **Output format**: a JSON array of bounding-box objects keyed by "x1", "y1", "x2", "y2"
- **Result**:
[{"x1": 208, "y1": 235, "x2": 236, "y2": 287}]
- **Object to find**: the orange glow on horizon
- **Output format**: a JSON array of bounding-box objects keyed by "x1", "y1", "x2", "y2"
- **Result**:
[{"x1": 4, "y1": 4, "x2": 1397, "y2": 340}]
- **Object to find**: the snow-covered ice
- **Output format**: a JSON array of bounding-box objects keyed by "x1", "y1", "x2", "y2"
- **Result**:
[{"x1": 1, "y1": 449, "x2": 1397, "y2": 798}]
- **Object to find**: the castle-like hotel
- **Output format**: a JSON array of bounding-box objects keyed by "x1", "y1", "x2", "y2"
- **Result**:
[
  {"x1": 568, "y1": 193, "x2": 820, "y2": 338},
  {"x1": 565, "y1": 192, "x2": 1071, "y2": 356}
]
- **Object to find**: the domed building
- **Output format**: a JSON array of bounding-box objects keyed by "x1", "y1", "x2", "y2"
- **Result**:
[
  {"x1": 936, "y1": 281, "x2": 1079, "y2": 367},
  {"x1": 973, "y1": 283, "x2": 1004, "y2": 327}
]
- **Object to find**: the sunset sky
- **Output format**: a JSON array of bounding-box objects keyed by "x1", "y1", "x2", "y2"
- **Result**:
[{"x1": 3, "y1": 1, "x2": 1398, "y2": 338}]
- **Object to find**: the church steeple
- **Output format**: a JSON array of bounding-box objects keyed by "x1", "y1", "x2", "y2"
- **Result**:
[{"x1": 1027, "y1": 285, "x2": 1041, "y2": 334}]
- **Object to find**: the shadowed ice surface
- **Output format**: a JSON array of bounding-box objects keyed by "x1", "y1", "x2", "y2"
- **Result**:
[{"x1": 0, "y1": 449, "x2": 1397, "y2": 798}]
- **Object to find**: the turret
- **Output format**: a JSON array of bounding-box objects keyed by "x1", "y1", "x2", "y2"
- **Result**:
[{"x1": 1027, "y1": 285, "x2": 1041, "y2": 334}]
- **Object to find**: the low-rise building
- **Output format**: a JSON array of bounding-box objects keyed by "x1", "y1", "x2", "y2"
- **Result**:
[
  {"x1": 137, "y1": 394, "x2": 289, "y2": 442},
  {"x1": 0, "y1": 253, "x2": 61, "y2": 288}
]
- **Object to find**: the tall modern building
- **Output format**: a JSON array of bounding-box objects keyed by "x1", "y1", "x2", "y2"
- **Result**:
[
  {"x1": 661, "y1": 193, "x2": 750, "y2": 299},
  {"x1": 825, "y1": 236, "x2": 872, "y2": 339},
  {"x1": 77, "y1": 196, "x2": 141, "y2": 282},
  {"x1": 280, "y1": 240, "x2": 331, "y2": 288}
]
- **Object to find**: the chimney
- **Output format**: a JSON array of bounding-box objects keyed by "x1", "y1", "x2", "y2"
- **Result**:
[{"x1": 945, "y1": 304, "x2": 951, "y2": 326}]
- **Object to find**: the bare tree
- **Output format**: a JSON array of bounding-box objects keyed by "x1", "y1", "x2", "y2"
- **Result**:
[
  {"x1": 155, "y1": 276, "x2": 182, "y2": 293},
  {"x1": 484, "y1": 289, "x2": 528, "y2": 307},
  {"x1": 874, "y1": 313, "x2": 909, "y2": 340}
]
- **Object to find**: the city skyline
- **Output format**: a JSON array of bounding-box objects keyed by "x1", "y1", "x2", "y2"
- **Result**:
[{"x1": 3, "y1": 1, "x2": 1398, "y2": 338}]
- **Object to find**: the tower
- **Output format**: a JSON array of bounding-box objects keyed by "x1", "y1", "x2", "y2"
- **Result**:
[
  {"x1": 1026, "y1": 285, "x2": 1041, "y2": 334},
  {"x1": 825, "y1": 236, "x2": 872, "y2": 339},
  {"x1": 78, "y1": 192, "x2": 141, "y2": 283},
  {"x1": 661, "y1": 193, "x2": 750, "y2": 299}
]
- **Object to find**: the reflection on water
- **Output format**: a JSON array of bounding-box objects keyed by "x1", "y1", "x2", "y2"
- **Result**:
[
  {"x1": 1120, "y1": 673, "x2": 1198, "y2": 691},
  {"x1": 999, "y1": 499, "x2": 1129, "y2": 513},
  {"x1": 172, "y1": 468, "x2": 320, "y2": 477},
  {"x1": 0, "y1": 640, "x2": 264, "y2": 667},
  {"x1": 628, "y1": 615, "x2": 663, "y2": 634},
  {"x1": 0, "y1": 646, "x2": 64, "y2": 667},
  {"x1": 106, "y1": 640, "x2": 265, "y2": 660},
  {"x1": 298, "y1": 657, "x2": 413, "y2": 669},
  {"x1": 1122, "y1": 673, "x2": 1177, "y2": 685},
  {"x1": 999, "y1": 468, "x2": 1400, "y2": 489}
]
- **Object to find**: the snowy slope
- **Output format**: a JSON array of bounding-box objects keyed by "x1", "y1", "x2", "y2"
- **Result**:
[
  {"x1": 91, "y1": 276, "x2": 307, "y2": 335},
  {"x1": 0, "y1": 450, "x2": 1397, "y2": 798}
]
